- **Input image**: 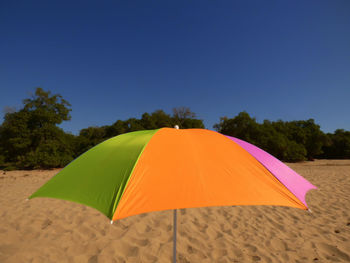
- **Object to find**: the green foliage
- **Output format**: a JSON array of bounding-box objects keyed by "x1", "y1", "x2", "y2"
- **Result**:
[
  {"x1": 142, "y1": 110, "x2": 173, "y2": 129},
  {"x1": 75, "y1": 126, "x2": 108, "y2": 156},
  {"x1": 1, "y1": 88, "x2": 348, "y2": 170},
  {"x1": 270, "y1": 119, "x2": 326, "y2": 160},
  {"x1": 213, "y1": 112, "x2": 328, "y2": 162},
  {"x1": 214, "y1": 112, "x2": 261, "y2": 144},
  {"x1": 23, "y1": 87, "x2": 71, "y2": 126},
  {"x1": 74, "y1": 107, "x2": 204, "y2": 155},
  {"x1": 283, "y1": 141, "x2": 307, "y2": 162},
  {"x1": 0, "y1": 88, "x2": 73, "y2": 169},
  {"x1": 320, "y1": 129, "x2": 350, "y2": 159}
]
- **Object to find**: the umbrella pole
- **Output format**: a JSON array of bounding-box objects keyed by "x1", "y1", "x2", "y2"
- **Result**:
[
  {"x1": 173, "y1": 125, "x2": 179, "y2": 263},
  {"x1": 173, "y1": 209, "x2": 177, "y2": 263}
]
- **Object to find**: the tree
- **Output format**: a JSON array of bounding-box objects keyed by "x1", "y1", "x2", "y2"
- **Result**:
[
  {"x1": 150, "y1": 110, "x2": 173, "y2": 128},
  {"x1": 213, "y1": 112, "x2": 310, "y2": 162},
  {"x1": 0, "y1": 87, "x2": 73, "y2": 169},
  {"x1": 105, "y1": 120, "x2": 128, "y2": 138},
  {"x1": 172, "y1": 107, "x2": 200, "y2": 128},
  {"x1": 23, "y1": 87, "x2": 71, "y2": 126},
  {"x1": 321, "y1": 129, "x2": 350, "y2": 159},
  {"x1": 75, "y1": 126, "x2": 107, "y2": 156},
  {"x1": 274, "y1": 119, "x2": 326, "y2": 161},
  {"x1": 73, "y1": 108, "x2": 204, "y2": 155},
  {"x1": 214, "y1": 112, "x2": 261, "y2": 144},
  {"x1": 299, "y1": 119, "x2": 327, "y2": 160}
]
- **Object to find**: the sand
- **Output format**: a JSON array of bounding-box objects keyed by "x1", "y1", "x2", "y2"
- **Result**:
[{"x1": 0, "y1": 159, "x2": 349, "y2": 263}]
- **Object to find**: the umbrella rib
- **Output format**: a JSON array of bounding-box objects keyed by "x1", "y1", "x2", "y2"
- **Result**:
[{"x1": 110, "y1": 129, "x2": 161, "y2": 221}]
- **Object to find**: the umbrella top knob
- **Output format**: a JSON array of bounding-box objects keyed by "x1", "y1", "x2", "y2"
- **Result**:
[{"x1": 174, "y1": 125, "x2": 179, "y2": 129}]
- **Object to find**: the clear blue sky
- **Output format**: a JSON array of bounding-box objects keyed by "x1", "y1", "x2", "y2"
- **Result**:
[{"x1": 1, "y1": 0, "x2": 349, "y2": 134}]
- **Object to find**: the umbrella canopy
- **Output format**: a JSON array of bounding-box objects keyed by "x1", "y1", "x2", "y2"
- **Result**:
[{"x1": 29, "y1": 128, "x2": 316, "y2": 221}]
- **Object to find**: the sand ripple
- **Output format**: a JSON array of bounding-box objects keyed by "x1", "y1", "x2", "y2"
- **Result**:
[{"x1": 0, "y1": 160, "x2": 349, "y2": 262}]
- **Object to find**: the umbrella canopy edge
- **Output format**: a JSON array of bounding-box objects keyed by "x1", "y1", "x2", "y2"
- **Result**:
[{"x1": 29, "y1": 129, "x2": 158, "y2": 219}]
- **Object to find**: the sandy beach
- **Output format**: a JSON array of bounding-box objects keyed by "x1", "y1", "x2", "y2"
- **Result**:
[{"x1": 0, "y1": 159, "x2": 349, "y2": 262}]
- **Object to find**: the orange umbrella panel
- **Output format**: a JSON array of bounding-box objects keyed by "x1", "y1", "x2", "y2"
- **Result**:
[{"x1": 113, "y1": 128, "x2": 306, "y2": 220}]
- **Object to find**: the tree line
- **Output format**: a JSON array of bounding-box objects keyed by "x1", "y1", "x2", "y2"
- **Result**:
[
  {"x1": 0, "y1": 88, "x2": 349, "y2": 170},
  {"x1": 214, "y1": 112, "x2": 350, "y2": 162}
]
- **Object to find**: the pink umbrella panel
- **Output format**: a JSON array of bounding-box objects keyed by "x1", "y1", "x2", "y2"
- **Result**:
[{"x1": 226, "y1": 136, "x2": 317, "y2": 208}]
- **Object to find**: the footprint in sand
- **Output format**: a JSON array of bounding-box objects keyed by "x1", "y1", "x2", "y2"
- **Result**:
[
  {"x1": 244, "y1": 243, "x2": 258, "y2": 253},
  {"x1": 88, "y1": 255, "x2": 98, "y2": 263},
  {"x1": 178, "y1": 253, "x2": 191, "y2": 263},
  {"x1": 270, "y1": 237, "x2": 287, "y2": 251},
  {"x1": 41, "y1": 219, "x2": 52, "y2": 230},
  {"x1": 187, "y1": 245, "x2": 195, "y2": 254},
  {"x1": 252, "y1": 255, "x2": 261, "y2": 261},
  {"x1": 133, "y1": 238, "x2": 149, "y2": 247}
]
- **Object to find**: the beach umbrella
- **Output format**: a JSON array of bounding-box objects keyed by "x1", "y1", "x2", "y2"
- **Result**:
[{"x1": 29, "y1": 127, "x2": 316, "y2": 262}]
